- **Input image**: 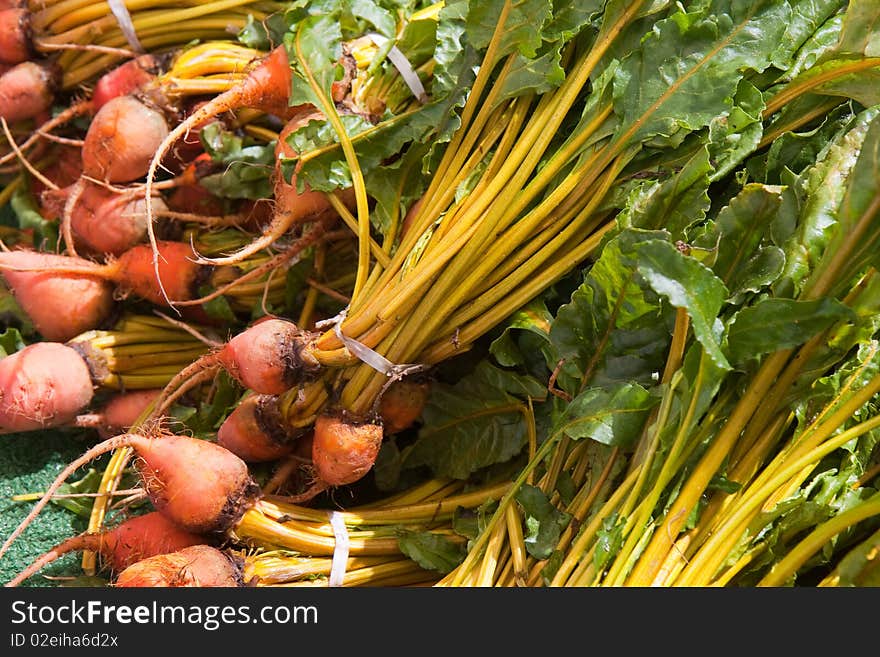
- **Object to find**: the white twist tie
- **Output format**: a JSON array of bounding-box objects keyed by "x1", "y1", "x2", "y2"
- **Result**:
[
  {"x1": 328, "y1": 511, "x2": 350, "y2": 587},
  {"x1": 107, "y1": 0, "x2": 145, "y2": 53},
  {"x1": 316, "y1": 309, "x2": 427, "y2": 382},
  {"x1": 366, "y1": 33, "x2": 429, "y2": 104}
]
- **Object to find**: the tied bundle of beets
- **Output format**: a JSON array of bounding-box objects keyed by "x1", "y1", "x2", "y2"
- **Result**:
[{"x1": 2, "y1": 0, "x2": 880, "y2": 589}]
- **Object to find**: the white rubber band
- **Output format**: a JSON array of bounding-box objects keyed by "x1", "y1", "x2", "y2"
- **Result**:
[
  {"x1": 328, "y1": 511, "x2": 350, "y2": 587},
  {"x1": 367, "y1": 33, "x2": 429, "y2": 104},
  {"x1": 107, "y1": 0, "x2": 145, "y2": 53}
]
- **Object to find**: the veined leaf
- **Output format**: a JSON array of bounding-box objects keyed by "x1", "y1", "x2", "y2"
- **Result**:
[
  {"x1": 594, "y1": 512, "x2": 625, "y2": 571},
  {"x1": 725, "y1": 297, "x2": 855, "y2": 366},
  {"x1": 756, "y1": 102, "x2": 854, "y2": 184},
  {"x1": 774, "y1": 106, "x2": 879, "y2": 298},
  {"x1": 770, "y1": 0, "x2": 845, "y2": 70},
  {"x1": 182, "y1": 372, "x2": 241, "y2": 438},
  {"x1": 197, "y1": 286, "x2": 238, "y2": 324},
  {"x1": 10, "y1": 182, "x2": 57, "y2": 250},
  {"x1": 813, "y1": 63, "x2": 880, "y2": 109},
  {"x1": 492, "y1": 41, "x2": 565, "y2": 107},
  {"x1": 402, "y1": 361, "x2": 545, "y2": 479},
  {"x1": 793, "y1": 340, "x2": 880, "y2": 439},
  {"x1": 397, "y1": 529, "x2": 466, "y2": 573},
  {"x1": 824, "y1": 526, "x2": 880, "y2": 586},
  {"x1": 804, "y1": 112, "x2": 880, "y2": 299},
  {"x1": 489, "y1": 298, "x2": 554, "y2": 368},
  {"x1": 619, "y1": 146, "x2": 712, "y2": 240},
  {"x1": 556, "y1": 382, "x2": 657, "y2": 447},
  {"x1": 632, "y1": 238, "x2": 730, "y2": 370},
  {"x1": 466, "y1": 0, "x2": 553, "y2": 61},
  {"x1": 827, "y1": 276, "x2": 880, "y2": 356},
  {"x1": 433, "y1": 0, "x2": 477, "y2": 99},
  {"x1": 835, "y1": 0, "x2": 880, "y2": 56},
  {"x1": 516, "y1": 484, "x2": 572, "y2": 560},
  {"x1": 769, "y1": 0, "x2": 880, "y2": 108},
  {"x1": 700, "y1": 182, "x2": 786, "y2": 301},
  {"x1": 613, "y1": 0, "x2": 790, "y2": 148},
  {"x1": 545, "y1": 0, "x2": 606, "y2": 41},
  {"x1": 451, "y1": 500, "x2": 498, "y2": 541},
  {"x1": 290, "y1": 97, "x2": 467, "y2": 192},
  {"x1": 596, "y1": 0, "x2": 674, "y2": 70},
  {"x1": 547, "y1": 228, "x2": 673, "y2": 396},
  {"x1": 286, "y1": 115, "x2": 374, "y2": 157},
  {"x1": 706, "y1": 78, "x2": 765, "y2": 181},
  {"x1": 783, "y1": 12, "x2": 843, "y2": 80},
  {"x1": 396, "y1": 12, "x2": 440, "y2": 65},
  {"x1": 367, "y1": 145, "x2": 430, "y2": 237},
  {"x1": 0, "y1": 290, "x2": 32, "y2": 341},
  {"x1": 288, "y1": 14, "x2": 344, "y2": 108},
  {"x1": 0, "y1": 327, "x2": 25, "y2": 358},
  {"x1": 199, "y1": 122, "x2": 275, "y2": 200},
  {"x1": 238, "y1": 12, "x2": 290, "y2": 49},
  {"x1": 348, "y1": 0, "x2": 397, "y2": 38},
  {"x1": 790, "y1": 55, "x2": 880, "y2": 108},
  {"x1": 49, "y1": 469, "x2": 104, "y2": 518}
]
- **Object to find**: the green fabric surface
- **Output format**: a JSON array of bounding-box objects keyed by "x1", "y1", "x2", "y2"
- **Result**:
[{"x1": 0, "y1": 430, "x2": 96, "y2": 587}]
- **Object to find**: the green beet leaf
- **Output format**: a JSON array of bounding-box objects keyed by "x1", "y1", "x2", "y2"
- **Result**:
[
  {"x1": 544, "y1": 0, "x2": 605, "y2": 41},
  {"x1": 402, "y1": 361, "x2": 546, "y2": 479},
  {"x1": 199, "y1": 123, "x2": 275, "y2": 200},
  {"x1": 556, "y1": 382, "x2": 656, "y2": 447},
  {"x1": 516, "y1": 483, "x2": 572, "y2": 560},
  {"x1": 632, "y1": 238, "x2": 730, "y2": 370},
  {"x1": 613, "y1": 0, "x2": 789, "y2": 149},
  {"x1": 825, "y1": 526, "x2": 880, "y2": 586},
  {"x1": 466, "y1": 0, "x2": 552, "y2": 61},
  {"x1": 803, "y1": 112, "x2": 880, "y2": 299},
  {"x1": 546, "y1": 228, "x2": 673, "y2": 396},
  {"x1": 773, "y1": 107, "x2": 878, "y2": 299},
  {"x1": 725, "y1": 297, "x2": 854, "y2": 366},
  {"x1": 706, "y1": 79, "x2": 765, "y2": 182},
  {"x1": 834, "y1": 0, "x2": 880, "y2": 56},
  {"x1": 593, "y1": 512, "x2": 625, "y2": 572},
  {"x1": 770, "y1": 0, "x2": 845, "y2": 69},
  {"x1": 618, "y1": 145, "x2": 712, "y2": 241},
  {"x1": 489, "y1": 297, "x2": 554, "y2": 368},
  {"x1": 397, "y1": 529, "x2": 467, "y2": 573},
  {"x1": 10, "y1": 182, "x2": 57, "y2": 250},
  {"x1": 287, "y1": 13, "x2": 344, "y2": 108},
  {"x1": 0, "y1": 327, "x2": 26, "y2": 357},
  {"x1": 699, "y1": 182, "x2": 786, "y2": 301}
]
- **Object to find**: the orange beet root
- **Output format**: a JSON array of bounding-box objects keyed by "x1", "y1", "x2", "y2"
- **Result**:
[
  {"x1": 379, "y1": 380, "x2": 431, "y2": 434},
  {"x1": 218, "y1": 318, "x2": 322, "y2": 395},
  {"x1": 115, "y1": 545, "x2": 241, "y2": 587},
  {"x1": 0, "y1": 250, "x2": 115, "y2": 341},
  {"x1": 312, "y1": 412, "x2": 384, "y2": 487},
  {"x1": 4, "y1": 512, "x2": 205, "y2": 587},
  {"x1": 0, "y1": 8, "x2": 31, "y2": 65},
  {"x1": 69, "y1": 182, "x2": 168, "y2": 256},
  {"x1": 0, "y1": 432, "x2": 260, "y2": 562},
  {"x1": 109, "y1": 240, "x2": 204, "y2": 305},
  {"x1": 92, "y1": 54, "x2": 161, "y2": 111},
  {"x1": 217, "y1": 394, "x2": 301, "y2": 462},
  {"x1": 130, "y1": 433, "x2": 259, "y2": 534},
  {"x1": 82, "y1": 95, "x2": 169, "y2": 183},
  {"x1": 0, "y1": 342, "x2": 94, "y2": 434},
  {"x1": 79, "y1": 389, "x2": 161, "y2": 438},
  {"x1": 0, "y1": 61, "x2": 58, "y2": 124}
]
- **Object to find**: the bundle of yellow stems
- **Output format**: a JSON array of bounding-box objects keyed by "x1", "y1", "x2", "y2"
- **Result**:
[
  {"x1": 66, "y1": 313, "x2": 213, "y2": 390},
  {"x1": 231, "y1": 477, "x2": 511, "y2": 586},
  {"x1": 26, "y1": 0, "x2": 282, "y2": 89}
]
